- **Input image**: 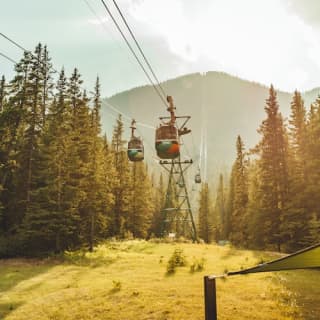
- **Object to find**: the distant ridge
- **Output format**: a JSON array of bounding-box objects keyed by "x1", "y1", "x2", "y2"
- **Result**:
[{"x1": 101, "y1": 71, "x2": 320, "y2": 179}]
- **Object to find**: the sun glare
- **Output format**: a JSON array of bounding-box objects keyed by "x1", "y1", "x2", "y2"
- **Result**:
[{"x1": 129, "y1": 0, "x2": 320, "y2": 91}]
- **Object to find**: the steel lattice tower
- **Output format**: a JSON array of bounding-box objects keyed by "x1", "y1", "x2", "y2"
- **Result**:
[
  {"x1": 157, "y1": 96, "x2": 197, "y2": 242},
  {"x1": 160, "y1": 157, "x2": 197, "y2": 241}
]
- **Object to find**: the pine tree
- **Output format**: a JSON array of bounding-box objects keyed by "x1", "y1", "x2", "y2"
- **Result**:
[
  {"x1": 255, "y1": 85, "x2": 289, "y2": 251},
  {"x1": 229, "y1": 135, "x2": 248, "y2": 246},
  {"x1": 150, "y1": 173, "x2": 166, "y2": 237},
  {"x1": 110, "y1": 115, "x2": 132, "y2": 237},
  {"x1": 283, "y1": 91, "x2": 309, "y2": 251},
  {"x1": 127, "y1": 162, "x2": 153, "y2": 238},
  {"x1": 245, "y1": 161, "x2": 264, "y2": 248},
  {"x1": 88, "y1": 78, "x2": 101, "y2": 250},
  {"x1": 86, "y1": 77, "x2": 110, "y2": 250},
  {"x1": 100, "y1": 134, "x2": 116, "y2": 237},
  {"x1": 39, "y1": 45, "x2": 54, "y2": 126},
  {"x1": 0, "y1": 75, "x2": 6, "y2": 112},
  {"x1": 198, "y1": 182, "x2": 212, "y2": 243},
  {"x1": 0, "y1": 75, "x2": 7, "y2": 229},
  {"x1": 20, "y1": 68, "x2": 76, "y2": 253},
  {"x1": 7, "y1": 45, "x2": 48, "y2": 232},
  {"x1": 4, "y1": 51, "x2": 33, "y2": 230},
  {"x1": 289, "y1": 91, "x2": 307, "y2": 168},
  {"x1": 224, "y1": 163, "x2": 235, "y2": 240},
  {"x1": 302, "y1": 97, "x2": 320, "y2": 246},
  {"x1": 212, "y1": 174, "x2": 225, "y2": 242},
  {"x1": 73, "y1": 90, "x2": 96, "y2": 246},
  {"x1": 68, "y1": 68, "x2": 83, "y2": 123}
]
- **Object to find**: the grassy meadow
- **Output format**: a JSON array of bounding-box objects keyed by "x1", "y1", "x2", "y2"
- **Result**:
[{"x1": 0, "y1": 240, "x2": 319, "y2": 320}]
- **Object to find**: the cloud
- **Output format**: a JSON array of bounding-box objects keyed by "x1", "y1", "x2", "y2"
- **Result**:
[
  {"x1": 3, "y1": 0, "x2": 320, "y2": 95},
  {"x1": 285, "y1": 0, "x2": 320, "y2": 26},
  {"x1": 126, "y1": 0, "x2": 320, "y2": 91}
]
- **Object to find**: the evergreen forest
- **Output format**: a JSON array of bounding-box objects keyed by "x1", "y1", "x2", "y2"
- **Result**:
[
  {"x1": 1, "y1": 44, "x2": 319, "y2": 256},
  {"x1": 198, "y1": 86, "x2": 320, "y2": 252},
  {"x1": 0, "y1": 44, "x2": 158, "y2": 256}
]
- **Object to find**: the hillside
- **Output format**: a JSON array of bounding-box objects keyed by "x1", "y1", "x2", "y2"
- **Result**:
[
  {"x1": 1, "y1": 241, "x2": 319, "y2": 320},
  {"x1": 101, "y1": 72, "x2": 320, "y2": 180}
]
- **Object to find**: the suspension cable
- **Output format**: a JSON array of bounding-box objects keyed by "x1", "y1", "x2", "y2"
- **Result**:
[
  {"x1": 99, "y1": 0, "x2": 168, "y2": 108},
  {"x1": 83, "y1": 0, "x2": 129, "y2": 55},
  {"x1": 180, "y1": 135, "x2": 191, "y2": 160},
  {"x1": 0, "y1": 31, "x2": 152, "y2": 131},
  {"x1": 0, "y1": 32, "x2": 29, "y2": 53},
  {"x1": 104, "y1": 99, "x2": 155, "y2": 129},
  {"x1": 111, "y1": 0, "x2": 167, "y2": 100},
  {"x1": 0, "y1": 32, "x2": 58, "y2": 74},
  {"x1": 85, "y1": 0, "x2": 166, "y2": 101},
  {"x1": 136, "y1": 126, "x2": 154, "y2": 152},
  {"x1": 0, "y1": 51, "x2": 17, "y2": 64},
  {"x1": 83, "y1": 1, "x2": 157, "y2": 128},
  {"x1": 107, "y1": 112, "x2": 157, "y2": 162}
]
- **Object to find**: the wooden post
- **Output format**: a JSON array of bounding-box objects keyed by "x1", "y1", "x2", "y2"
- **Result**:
[{"x1": 204, "y1": 276, "x2": 217, "y2": 320}]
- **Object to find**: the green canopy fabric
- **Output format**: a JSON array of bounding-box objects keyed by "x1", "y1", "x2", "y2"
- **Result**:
[{"x1": 228, "y1": 243, "x2": 320, "y2": 276}]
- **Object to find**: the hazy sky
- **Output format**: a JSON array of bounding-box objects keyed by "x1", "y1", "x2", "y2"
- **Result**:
[{"x1": 1, "y1": 0, "x2": 320, "y2": 97}]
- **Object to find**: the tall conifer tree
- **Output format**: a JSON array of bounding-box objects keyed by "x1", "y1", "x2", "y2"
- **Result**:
[
  {"x1": 150, "y1": 173, "x2": 166, "y2": 237},
  {"x1": 127, "y1": 162, "x2": 153, "y2": 238},
  {"x1": 303, "y1": 98, "x2": 320, "y2": 246},
  {"x1": 198, "y1": 182, "x2": 212, "y2": 243},
  {"x1": 255, "y1": 85, "x2": 289, "y2": 251},
  {"x1": 0, "y1": 75, "x2": 6, "y2": 112},
  {"x1": 212, "y1": 174, "x2": 225, "y2": 242},
  {"x1": 110, "y1": 115, "x2": 131, "y2": 237},
  {"x1": 284, "y1": 91, "x2": 309, "y2": 250},
  {"x1": 229, "y1": 135, "x2": 248, "y2": 245}
]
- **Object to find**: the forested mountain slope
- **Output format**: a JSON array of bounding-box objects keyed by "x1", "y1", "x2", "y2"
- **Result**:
[{"x1": 102, "y1": 72, "x2": 320, "y2": 177}]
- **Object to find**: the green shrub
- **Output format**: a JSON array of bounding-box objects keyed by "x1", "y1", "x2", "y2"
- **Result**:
[
  {"x1": 166, "y1": 258, "x2": 176, "y2": 274},
  {"x1": 166, "y1": 248, "x2": 187, "y2": 274}
]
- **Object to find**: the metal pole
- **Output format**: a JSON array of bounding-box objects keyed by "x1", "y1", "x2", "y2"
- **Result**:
[{"x1": 204, "y1": 276, "x2": 217, "y2": 320}]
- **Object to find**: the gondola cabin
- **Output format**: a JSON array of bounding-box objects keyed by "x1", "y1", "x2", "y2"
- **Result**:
[
  {"x1": 128, "y1": 137, "x2": 144, "y2": 162},
  {"x1": 195, "y1": 173, "x2": 201, "y2": 183},
  {"x1": 155, "y1": 124, "x2": 180, "y2": 159}
]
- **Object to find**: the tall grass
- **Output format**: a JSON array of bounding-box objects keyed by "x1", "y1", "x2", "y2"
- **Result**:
[{"x1": 0, "y1": 240, "x2": 318, "y2": 320}]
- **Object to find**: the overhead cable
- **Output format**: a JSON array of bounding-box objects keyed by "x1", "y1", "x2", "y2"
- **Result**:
[
  {"x1": 0, "y1": 31, "x2": 150, "y2": 129},
  {"x1": 0, "y1": 51, "x2": 17, "y2": 64},
  {"x1": 0, "y1": 32, "x2": 58, "y2": 75},
  {"x1": 99, "y1": 0, "x2": 168, "y2": 108},
  {"x1": 83, "y1": 1, "x2": 156, "y2": 128},
  {"x1": 83, "y1": 0, "x2": 125, "y2": 49},
  {"x1": 104, "y1": 99, "x2": 155, "y2": 129},
  {"x1": 111, "y1": 0, "x2": 167, "y2": 99},
  {"x1": 0, "y1": 32, "x2": 29, "y2": 53}
]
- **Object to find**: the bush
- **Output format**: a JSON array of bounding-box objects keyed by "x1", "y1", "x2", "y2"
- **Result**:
[
  {"x1": 166, "y1": 248, "x2": 187, "y2": 274},
  {"x1": 166, "y1": 258, "x2": 176, "y2": 274}
]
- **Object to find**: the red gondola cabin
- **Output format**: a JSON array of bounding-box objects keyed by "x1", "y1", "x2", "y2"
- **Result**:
[{"x1": 155, "y1": 124, "x2": 180, "y2": 159}]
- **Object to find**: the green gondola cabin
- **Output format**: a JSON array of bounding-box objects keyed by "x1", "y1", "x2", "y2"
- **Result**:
[
  {"x1": 128, "y1": 119, "x2": 144, "y2": 162},
  {"x1": 195, "y1": 173, "x2": 201, "y2": 183},
  {"x1": 128, "y1": 137, "x2": 144, "y2": 161}
]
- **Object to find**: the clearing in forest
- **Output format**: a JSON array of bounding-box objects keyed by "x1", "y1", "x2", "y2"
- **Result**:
[{"x1": 0, "y1": 240, "x2": 319, "y2": 320}]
